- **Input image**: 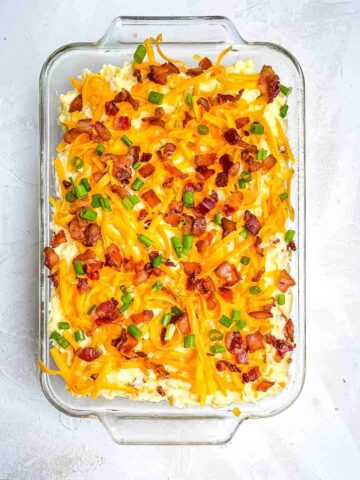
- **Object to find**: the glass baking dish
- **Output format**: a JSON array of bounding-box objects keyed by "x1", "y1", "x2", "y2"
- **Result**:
[{"x1": 39, "y1": 16, "x2": 305, "y2": 445}]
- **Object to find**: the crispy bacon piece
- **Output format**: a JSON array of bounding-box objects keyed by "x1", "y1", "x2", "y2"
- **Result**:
[
  {"x1": 92, "y1": 171, "x2": 105, "y2": 183},
  {"x1": 163, "y1": 162, "x2": 187, "y2": 179},
  {"x1": 114, "y1": 115, "x2": 131, "y2": 130},
  {"x1": 94, "y1": 121, "x2": 111, "y2": 141},
  {"x1": 69, "y1": 217, "x2": 87, "y2": 243},
  {"x1": 51, "y1": 230, "x2": 66, "y2": 248},
  {"x1": 83, "y1": 223, "x2": 101, "y2": 247},
  {"x1": 244, "y1": 210, "x2": 261, "y2": 236},
  {"x1": 246, "y1": 332, "x2": 264, "y2": 352},
  {"x1": 77, "y1": 277, "x2": 91, "y2": 293},
  {"x1": 183, "y1": 111, "x2": 193, "y2": 127},
  {"x1": 277, "y1": 269, "x2": 296, "y2": 292},
  {"x1": 164, "y1": 212, "x2": 182, "y2": 227},
  {"x1": 285, "y1": 318, "x2": 294, "y2": 342},
  {"x1": 195, "y1": 166, "x2": 216, "y2": 180},
  {"x1": 235, "y1": 116, "x2": 250, "y2": 129},
  {"x1": 133, "y1": 68, "x2": 143, "y2": 83},
  {"x1": 92, "y1": 298, "x2": 119, "y2": 325},
  {"x1": 195, "y1": 153, "x2": 216, "y2": 167},
  {"x1": 195, "y1": 276, "x2": 215, "y2": 295},
  {"x1": 105, "y1": 100, "x2": 119, "y2": 116},
  {"x1": 257, "y1": 65, "x2": 280, "y2": 103},
  {"x1": 222, "y1": 204, "x2": 237, "y2": 217},
  {"x1": 216, "y1": 360, "x2": 228, "y2": 372},
  {"x1": 44, "y1": 247, "x2": 58, "y2": 270},
  {"x1": 104, "y1": 244, "x2": 123, "y2": 269},
  {"x1": 145, "y1": 359, "x2": 170, "y2": 379},
  {"x1": 148, "y1": 62, "x2": 179, "y2": 85},
  {"x1": 186, "y1": 67, "x2": 204, "y2": 77},
  {"x1": 218, "y1": 287, "x2": 234, "y2": 303},
  {"x1": 111, "y1": 328, "x2": 127, "y2": 349},
  {"x1": 247, "y1": 159, "x2": 262, "y2": 172},
  {"x1": 69, "y1": 95, "x2": 82, "y2": 113},
  {"x1": 73, "y1": 249, "x2": 95, "y2": 264},
  {"x1": 142, "y1": 107, "x2": 165, "y2": 127},
  {"x1": 215, "y1": 172, "x2": 229, "y2": 187},
  {"x1": 177, "y1": 313, "x2": 191, "y2": 335},
  {"x1": 248, "y1": 311, "x2": 273, "y2": 319},
  {"x1": 64, "y1": 128, "x2": 81, "y2": 144},
  {"x1": 215, "y1": 261, "x2": 240, "y2": 286},
  {"x1": 221, "y1": 218, "x2": 237, "y2": 238},
  {"x1": 256, "y1": 380, "x2": 275, "y2": 392},
  {"x1": 77, "y1": 118, "x2": 93, "y2": 134},
  {"x1": 262, "y1": 154, "x2": 277, "y2": 171},
  {"x1": 141, "y1": 189, "x2": 161, "y2": 208},
  {"x1": 138, "y1": 164, "x2": 155, "y2": 178},
  {"x1": 194, "y1": 192, "x2": 218, "y2": 216},
  {"x1": 133, "y1": 262, "x2": 149, "y2": 285},
  {"x1": 111, "y1": 154, "x2": 133, "y2": 184},
  {"x1": 141, "y1": 152, "x2": 152, "y2": 163},
  {"x1": 69, "y1": 199, "x2": 89, "y2": 215},
  {"x1": 138, "y1": 209, "x2": 148, "y2": 221},
  {"x1": 192, "y1": 217, "x2": 207, "y2": 236},
  {"x1": 196, "y1": 230, "x2": 215, "y2": 253},
  {"x1": 62, "y1": 180, "x2": 71, "y2": 189},
  {"x1": 129, "y1": 310, "x2": 154, "y2": 325},
  {"x1": 223, "y1": 128, "x2": 250, "y2": 147},
  {"x1": 157, "y1": 386, "x2": 166, "y2": 396},
  {"x1": 49, "y1": 272, "x2": 59, "y2": 287},
  {"x1": 199, "y1": 57, "x2": 212, "y2": 70},
  {"x1": 212, "y1": 90, "x2": 243, "y2": 104},
  {"x1": 114, "y1": 88, "x2": 139, "y2": 110},
  {"x1": 110, "y1": 184, "x2": 129, "y2": 199},
  {"x1": 242, "y1": 367, "x2": 261, "y2": 383},
  {"x1": 197, "y1": 97, "x2": 210, "y2": 112},
  {"x1": 225, "y1": 331, "x2": 244, "y2": 353},
  {"x1": 234, "y1": 348, "x2": 248, "y2": 365},
  {"x1": 252, "y1": 267, "x2": 265, "y2": 282},
  {"x1": 181, "y1": 262, "x2": 201, "y2": 276},
  {"x1": 76, "y1": 347, "x2": 101, "y2": 362},
  {"x1": 288, "y1": 241, "x2": 296, "y2": 252},
  {"x1": 264, "y1": 333, "x2": 294, "y2": 358}
]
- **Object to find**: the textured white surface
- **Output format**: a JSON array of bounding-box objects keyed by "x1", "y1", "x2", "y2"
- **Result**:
[{"x1": 1, "y1": 0, "x2": 360, "y2": 478}]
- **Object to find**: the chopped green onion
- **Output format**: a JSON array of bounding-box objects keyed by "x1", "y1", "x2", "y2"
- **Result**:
[
  {"x1": 240, "y1": 256, "x2": 250, "y2": 266},
  {"x1": 284, "y1": 230, "x2": 295, "y2": 243},
  {"x1": 184, "y1": 334, "x2": 195, "y2": 348},
  {"x1": 197, "y1": 124, "x2": 209, "y2": 135},
  {"x1": 240, "y1": 228, "x2": 249, "y2": 239},
  {"x1": 74, "y1": 330, "x2": 85, "y2": 341},
  {"x1": 277, "y1": 293, "x2": 286, "y2": 305},
  {"x1": 235, "y1": 319, "x2": 247, "y2": 331},
  {"x1": 81, "y1": 178, "x2": 91, "y2": 192},
  {"x1": 185, "y1": 94, "x2": 193, "y2": 106},
  {"x1": 80, "y1": 207, "x2": 97, "y2": 221},
  {"x1": 121, "y1": 293, "x2": 133, "y2": 305},
  {"x1": 122, "y1": 197, "x2": 134, "y2": 210},
  {"x1": 138, "y1": 233, "x2": 153, "y2": 247},
  {"x1": 171, "y1": 306, "x2": 183, "y2": 316},
  {"x1": 132, "y1": 178, "x2": 144, "y2": 191},
  {"x1": 87, "y1": 304, "x2": 96, "y2": 315},
  {"x1": 164, "y1": 323, "x2": 176, "y2": 341},
  {"x1": 250, "y1": 122, "x2": 264, "y2": 135},
  {"x1": 241, "y1": 171, "x2": 252, "y2": 182},
  {"x1": 231, "y1": 310, "x2": 241, "y2": 321},
  {"x1": 57, "y1": 322, "x2": 70, "y2": 330},
  {"x1": 121, "y1": 135, "x2": 133, "y2": 147},
  {"x1": 134, "y1": 44, "x2": 146, "y2": 64},
  {"x1": 91, "y1": 193, "x2": 103, "y2": 208},
  {"x1": 279, "y1": 192, "x2": 288, "y2": 202},
  {"x1": 69, "y1": 176, "x2": 75, "y2": 188},
  {"x1": 119, "y1": 303, "x2": 131, "y2": 313},
  {"x1": 50, "y1": 331, "x2": 70, "y2": 349},
  {"x1": 73, "y1": 261, "x2": 84, "y2": 276},
  {"x1": 152, "y1": 280, "x2": 163, "y2": 292},
  {"x1": 95, "y1": 144, "x2": 105, "y2": 156},
  {"x1": 148, "y1": 91, "x2": 164, "y2": 105},
  {"x1": 279, "y1": 84, "x2": 292, "y2": 96},
  {"x1": 208, "y1": 329, "x2": 223, "y2": 342},
  {"x1": 280, "y1": 104, "x2": 288, "y2": 118},
  {"x1": 257, "y1": 149, "x2": 267, "y2": 161},
  {"x1": 129, "y1": 194, "x2": 140, "y2": 205},
  {"x1": 128, "y1": 324, "x2": 142, "y2": 339},
  {"x1": 65, "y1": 190, "x2": 76, "y2": 203},
  {"x1": 214, "y1": 212, "x2": 222, "y2": 226},
  {"x1": 249, "y1": 285, "x2": 261, "y2": 295},
  {"x1": 171, "y1": 236, "x2": 182, "y2": 258},
  {"x1": 100, "y1": 197, "x2": 112, "y2": 212},
  {"x1": 132, "y1": 161, "x2": 140, "y2": 170},
  {"x1": 183, "y1": 190, "x2": 194, "y2": 207},
  {"x1": 74, "y1": 184, "x2": 87, "y2": 199},
  {"x1": 219, "y1": 315, "x2": 233, "y2": 328},
  {"x1": 50, "y1": 331, "x2": 61, "y2": 342},
  {"x1": 181, "y1": 233, "x2": 193, "y2": 256},
  {"x1": 210, "y1": 344, "x2": 226, "y2": 354},
  {"x1": 238, "y1": 179, "x2": 246, "y2": 189},
  {"x1": 161, "y1": 312, "x2": 172, "y2": 326},
  {"x1": 152, "y1": 255, "x2": 163, "y2": 267},
  {"x1": 71, "y1": 156, "x2": 84, "y2": 170}
]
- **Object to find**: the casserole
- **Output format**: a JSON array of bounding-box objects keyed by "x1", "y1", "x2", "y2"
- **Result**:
[{"x1": 39, "y1": 16, "x2": 305, "y2": 444}]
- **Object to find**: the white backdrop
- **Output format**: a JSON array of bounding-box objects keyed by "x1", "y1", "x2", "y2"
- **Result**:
[{"x1": 1, "y1": 0, "x2": 359, "y2": 478}]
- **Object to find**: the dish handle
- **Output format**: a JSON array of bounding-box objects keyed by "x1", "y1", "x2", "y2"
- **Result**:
[
  {"x1": 99, "y1": 412, "x2": 244, "y2": 445},
  {"x1": 98, "y1": 16, "x2": 246, "y2": 48}
]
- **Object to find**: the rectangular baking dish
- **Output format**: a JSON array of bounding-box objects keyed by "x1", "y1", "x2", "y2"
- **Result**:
[{"x1": 39, "y1": 16, "x2": 305, "y2": 445}]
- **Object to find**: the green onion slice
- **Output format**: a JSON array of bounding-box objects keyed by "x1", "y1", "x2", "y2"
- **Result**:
[
  {"x1": 65, "y1": 190, "x2": 76, "y2": 203},
  {"x1": 197, "y1": 124, "x2": 209, "y2": 135},
  {"x1": 80, "y1": 208, "x2": 97, "y2": 221},
  {"x1": 74, "y1": 330, "x2": 85, "y2": 341},
  {"x1": 71, "y1": 156, "x2": 84, "y2": 170},
  {"x1": 121, "y1": 135, "x2": 133, "y2": 147},
  {"x1": 134, "y1": 44, "x2": 146, "y2": 64},
  {"x1": 277, "y1": 293, "x2": 286, "y2": 305},
  {"x1": 152, "y1": 280, "x2": 163, "y2": 292},
  {"x1": 148, "y1": 91, "x2": 164, "y2": 105},
  {"x1": 231, "y1": 310, "x2": 241, "y2": 321},
  {"x1": 240, "y1": 256, "x2": 250, "y2": 266},
  {"x1": 128, "y1": 324, "x2": 142, "y2": 339},
  {"x1": 161, "y1": 312, "x2": 172, "y2": 326},
  {"x1": 87, "y1": 304, "x2": 96, "y2": 315},
  {"x1": 57, "y1": 322, "x2": 70, "y2": 330},
  {"x1": 250, "y1": 122, "x2": 264, "y2": 135},
  {"x1": 249, "y1": 285, "x2": 261, "y2": 295},
  {"x1": 284, "y1": 230, "x2": 295, "y2": 243},
  {"x1": 208, "y1": 329, "x2": 224, "y2": 341},
  {"x1": 74, "y1": 184, "x2": 87, "y2": 199},
  {"x1": 138, "y1": 233, "x2": 153, "y2": 247},
  {"x1": 95, "y1": 144, "x2": 105, "y2": 156},
  {"x1": 132, "y1": 178, "x2": 144, "y2": 191},
  {"x1": 184, "y1": 334, "x2": 195, "y2": 348},
  {"x1": 279, "y1": 192, "x2": 288, "y2": 202},
  {"x1": 164, "y1": 323, "x2": 176, "y2": 341},
  {"x1": 210, "y1": 344, "x2": 226, "y2": 354},
  {"x1": 183, "y1": 190, "x2": 194, "y2": 207},
  {"x1": 73, "y1": 261, "x2": 84, "y2": 276}
]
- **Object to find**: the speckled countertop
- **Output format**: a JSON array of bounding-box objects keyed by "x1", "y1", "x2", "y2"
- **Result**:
[{"x1": 1, "y1": 0, "x2": 360, "y2": 478}]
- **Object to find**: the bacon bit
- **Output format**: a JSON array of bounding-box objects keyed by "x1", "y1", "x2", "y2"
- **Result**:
[
  {"x1": 141, "y1": 189, "x2": 161, "y2": 208},
  {"x1": 197, "y1": 97, "x2": 210, "y2": 112},
  {"x1": 199, "y1": 57, "x2": 212, "y2": 70},
  {"x1": 235, "y1": 117, "x2": 250, "y2": 129},
  {"x1": 264, "y1": 333, "x2": 294, "y2": 358},
  {"x1": 247, "y1": 159, "x2": 262, "y2": 172},
  {"x1": 77, "y1": 118, "x2": 93, "y2": 134},
  {"x1": 110, "y1": 184, "x2": 129, "y2": 199},
  {"x1": 260, "y1": 154, "x2": 277, "y2": 171},
  {"x1": 142, "y1": 107, "x2": 165, "y2": 127},
  {"x1": 129, "y1": 310, "x2": 154, "y2": 325},
  {"x1": 196, "y1": 230, "x2": 215, "y2": 253},
  {"x1": 86, "y1": 270, "x2": 99, "y2": 281},
  {"x1": 161, "y1": 143, "x2": 177, "y2": 159},
  {"x1": 204, "y1": 292, "x2": 216, "y2": 310},
  {"x1": 73, "y1": 249, "x2": 95, "y2": 264},
  {"x1": 92, "y1": 298, "x2": 119, "y2": 325},
  {"x1": 195, "y1": 276, "x2": 215, "y2": 295},
  {"x1": 215, "y1": 171, "x2": 229, "y2": 187},
  {"x1": 223, "y1": 128, "x2": 253, "y2": 148},
  {"x1": 138, "y1": 164, "x2": 155, "y2": 178},
  {"x1": 222, "y1": 204, "x2": 237, "y2": 217},
  {"x1": 182, "y1": 214, "x2": 194, "y2": 233},
  {"x1": 105, "y1": 100, "x2": 119, "y2": 116},
  {"x1": 244, "y1": 210, "x2": 261, "y2": 236},
  {"x1": 252, "y1": 267, "x2": 265, "y2": 282},
  {"x1": 157, "y1": 386, "x2": 166, "y2": 396},
  {"x1": 186, "y1": 273, "x2": 197, "y2": 291},
  {"x1": 111, "y1": 154, "x2": 133, "y2": 184},
  {"x1": 277, "y1": 269, "x2": 296, "y2": 292},
  {"x1": 94, "y1": 121, "x2": 111, "y2": 141},
  {"x1": 133, "y1": 264, "x2": 149, "y2": 285},
  {"x1": 92, "y1": 171, "x2": 105, "y2": 183},
  {"x1": 181, "y1": 262, "x2": 201, "y2": 276},
  {"x1": 216, "y1": 360, "x2": 228, "y2": 372},
  {"x1": 164, "y1": 212, "x2": 182, "y2": 227},
  {"x1": 192, "y1": 216, "x2": 207, "y2": 236},
  {"x1": 195, "y1": 166, "x2": 216, "y2": 180},
  {"x1": 163, "y1": 162, "x2": 187, "y2": 179},
  {"x1": 219, "y1": 154, "x2": 233, "y2": 174},
  {"x1": 234, "y1": 348, "x2": 248, "y2": 365},
  {"x1": 69, "y1": 95, "x2": 82, "y2": 113},
  {"x1": 83, "y1": 223, "x2": 101, "y2": 247},
  {"x1": 195, "y1": 153, "x2": 217, "y2": 167},
  {"x1": 128, "y1": 146, "x2": 140, "y2": 162},
  {"x1": 69, "y1": 217, "x2": 87, "y2": 243},
  {"x1": 186, "y1": 67, "x2": 204, "y2": 77},
  {"x1": 133, "y1": 68, "x2": 143, "y2": 82},
  {"x1": 248, "y1": 310, "x2": 273, "y2": 320},
  {"x1": 51, "y1": 230, "x2": 66, "y2": 248},
  {"x1": 85, "y1": 259, "x2": 104, "y2": 274},
  {"x1": 257, "y1": 65, "x2": 280, "y2": 103},
  {"x1": 114, "y1": 88, "x2": 139, "y2": 110},
  {"x1": 215, "y1": 261, "x2": 240, "y2": 287},
  {"x1": 44, "y1": 247, "x2": 58, "y2": 270},
  {"x1": 141, "y1": 152, "x2": 152, "y2": 163},
  {"x1": 62, "y1": 180, "x2": 71, "y2": 189},
  {"x1": 64, "y1": 128, "x2": 81, "y2": 144},
  {"x1": 225, "y1": 331, "x2": 244, "y2": 353},
  {"x1": 104, "y1": 244, "x2": 123, "y2": 269},
  {"x1": 76, "y1": 347, "x2": 101, "y2": 362},
  {"x1": 242, "y1": 367, "x2": 261, "y2": 383},
  {"x1": 138, "y1": 209, "x2": 148, "y2": 221},
  {"x1": 287, "y1": 241, "x2": 296, "y2": 252},
  {"x1": 145, "y1": 359, "x2": 170, "y2": 379},
  {"x1": 262, "y1": 300, "x2": 275, "y2": 313},
  {"x1": 256, "y1": 380, "x2": 275, "y2": 392},
  {"x1": 114, "y1": 115, "x2": 131, "y2": 130},
  {"x1": 48, "y1": 272, "x2": 59, "y2": 287},
  {"x1": 285, "y1": 318, "x2": 294, "y2": 342},
  {"x1": 194, "y1": 192, "x2": 218, "y2": 216},
  {"x1": 177, "y1": 313, "x2": 191, "y2": 335},
  {"x1": 183, "y1": 111, "x2": 193, "y2": 127},
  {"x1": 220, "y1": 218, "x2": 236, "y2": 239},
  {"x1": 111, "y1": 328, "x2": 127, "y2": 349},
  {"x1": 77, "y1": 277, "x2": 91, "y2": 293},
  {"x1": 183, "y1": 181, "x2": 203, "y2": 192},
  {"x1": 148, "y1": 62, "x2": 179, "y2": 85},
  {"x1": 218, "y1": 287, "x2": 234, "y2": 303},
  {"x1": 246, "y1": 332, "x2": 264, "y2": 352}
]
